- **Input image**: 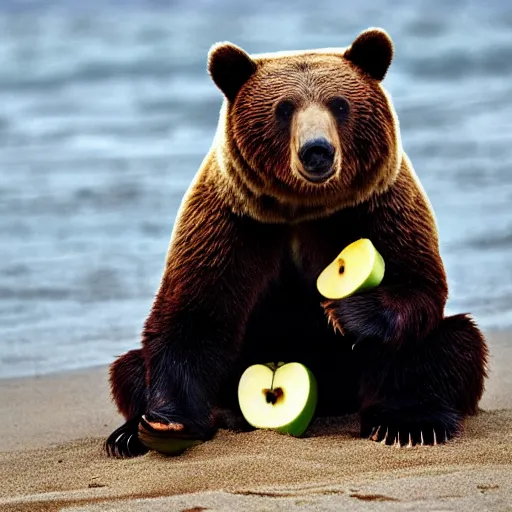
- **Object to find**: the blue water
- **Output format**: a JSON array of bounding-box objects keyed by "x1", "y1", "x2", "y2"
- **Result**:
[{"x1": 1, "y1": 0, "x2": 512, "y2": 378}]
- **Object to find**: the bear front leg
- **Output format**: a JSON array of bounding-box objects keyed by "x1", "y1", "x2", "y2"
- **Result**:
[
  {"x1": 322, "y1": 285, "x2": 446, "y2": 349},
  {"x1": 139, "y1": 176, "x2": 283, "y2": 450},
  {"x1": 321, "y1": 177, "x2": 488, "y2": 446},
  {"x1": 321, "y1": 286, "x2": 469, "y2": 446},
  {"x1": 324, "y1": 295, "x2": 488, "y2": 446}
]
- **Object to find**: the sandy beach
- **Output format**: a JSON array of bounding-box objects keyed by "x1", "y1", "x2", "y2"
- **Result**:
[
  {"x1": 1, "y1": 330, "x2": 511, "y2": 512},
  {"x1": 1, "y1": 0, "x2": 512, "y2": 510}
]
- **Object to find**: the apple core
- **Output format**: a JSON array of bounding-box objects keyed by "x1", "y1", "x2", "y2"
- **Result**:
[{"x1": 264, "y1": 387, "x2": 284, "y2": 405}]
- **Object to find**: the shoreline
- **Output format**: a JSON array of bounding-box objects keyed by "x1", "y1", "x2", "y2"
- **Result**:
[
  {"x1": 1, "y1": 330, "x2": 511, "y2": 511},
  {"x1": 2, "y1": 324, "x2": 510, "y2": 383},
  {"x1": 2, "y1": 325, "x2": 511, "y2": 384}
]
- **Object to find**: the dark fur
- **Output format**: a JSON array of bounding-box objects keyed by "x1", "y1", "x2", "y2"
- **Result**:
[{"x1": 106, "y1": 28, "x2": 488, "y2": 457}]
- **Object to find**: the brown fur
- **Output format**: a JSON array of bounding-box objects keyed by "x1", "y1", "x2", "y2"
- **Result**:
[
  {"x1": 214, "y1": 39, "x2": 401, "y2": 223},
  {"x1": 106, "y1": 28, "x2": 488, "y2": 457}
]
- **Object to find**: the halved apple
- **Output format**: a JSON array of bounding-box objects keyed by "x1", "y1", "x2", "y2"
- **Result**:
[
  {"x1": 238, "y1": 362, "x2": 317, "y2": 437},
  {"x1": 316, "y1": 238, "x2": 385, "y2": 300}
]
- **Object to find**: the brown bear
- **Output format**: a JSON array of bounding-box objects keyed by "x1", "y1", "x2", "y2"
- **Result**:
[{"x1": 105, "y1": 27, "x2": 489, "y2": 458}]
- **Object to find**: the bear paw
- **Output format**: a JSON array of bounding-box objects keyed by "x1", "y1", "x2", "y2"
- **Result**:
[
  {"x1": 105, "y1": 419, "x2": 150, "y2": 458},
  {"x1": 322, "y1": 292, "x2": 393, "y2": 343},
  {"x1": 142, "y1": 408, "x2": 214, "y2": 440},
  {"x1": 360, "y1": 407, "x2": 462, "y2": 447},
  {"x1": 134, "y1": 410, "x2": 215, "y2": 456}
]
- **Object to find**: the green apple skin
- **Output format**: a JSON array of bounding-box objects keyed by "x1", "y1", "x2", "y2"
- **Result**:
[
  {"x1": 238, "y1": 362, "x2": 318, "y2": 438},
  {"x1": 138, "y1": 431, "x2": 202, "y2": 455},
  {"x1": 275, "y1": 365, "x2": 317, "y2": 437},
  {"x1": 138, "y1": 417, "x2": 203, "y2": 455},
  {"x1": 355, "y1": 249, "x2": 385, "y2": 294}
]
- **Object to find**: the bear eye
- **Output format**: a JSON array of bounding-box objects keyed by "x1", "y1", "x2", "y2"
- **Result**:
[
  {"x1": 327, "y1": 96, "x2": 350, "y2": 123},
  {"x1": 275, "y1": 99, "x2": 295, "y2": 125}
]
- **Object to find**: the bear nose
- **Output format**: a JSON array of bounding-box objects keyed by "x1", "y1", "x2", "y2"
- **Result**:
[{"x1": 298, "y1": 138, "x2": 335, "y2": 181}]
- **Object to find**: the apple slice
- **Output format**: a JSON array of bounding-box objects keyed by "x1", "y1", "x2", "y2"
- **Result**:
[
  {"x1": 238, "y1": 362, "x2": 317, "y2": 437},
  {"x1": 316, "y1": 238, "x2": 385, "y2": 300}
]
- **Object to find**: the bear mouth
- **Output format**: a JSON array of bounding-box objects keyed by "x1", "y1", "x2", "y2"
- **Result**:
[{"x1": 297, "y1": 167, "x2": 336, "y2": 184}]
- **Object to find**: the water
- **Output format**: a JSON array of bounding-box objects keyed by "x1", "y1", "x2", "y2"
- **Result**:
[{"x1": 1, "y1": 0, "x2": 512, "y2": 378}]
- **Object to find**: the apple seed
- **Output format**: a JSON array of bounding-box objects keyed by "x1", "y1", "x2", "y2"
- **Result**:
[{"x1": 263, "y1": 387, "x2": 284, "y2": 405}]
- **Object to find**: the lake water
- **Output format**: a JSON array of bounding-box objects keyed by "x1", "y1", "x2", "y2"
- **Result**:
[{"x1": 1, "y1": 0, "x2": 512, "y2": 378}]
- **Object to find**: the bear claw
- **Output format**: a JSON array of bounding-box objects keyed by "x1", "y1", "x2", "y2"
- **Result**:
[
  {"x1": 361, "y1": 405, "x2": 461, "y2": 447},
  {"x1": 365, "y1": 422, "x2": 455, "y2": 447},
  {"x1": 105, "y1": 420, "x2": 149, "y2": 458}
]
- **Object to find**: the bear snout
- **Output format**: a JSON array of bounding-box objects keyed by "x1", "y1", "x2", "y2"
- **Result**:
[{"x1": 298, "y1": 138, "x2": 335, "y2": 182}]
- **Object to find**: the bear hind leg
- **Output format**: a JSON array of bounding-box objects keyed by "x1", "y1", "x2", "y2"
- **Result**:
[{"x1": 359, "y1": 314, "x2": 488, "y2": 446}]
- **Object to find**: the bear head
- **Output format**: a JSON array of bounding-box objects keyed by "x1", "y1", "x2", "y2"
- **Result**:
[{"x1": 208, "y1": 28, "x2": 402, "y2": 221}]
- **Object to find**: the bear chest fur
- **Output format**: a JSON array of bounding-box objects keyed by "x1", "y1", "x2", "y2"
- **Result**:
[{"x1": 285, "y1": 210, "x2": 367, "y2": 288}]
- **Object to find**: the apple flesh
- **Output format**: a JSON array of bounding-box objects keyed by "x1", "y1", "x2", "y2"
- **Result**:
[
  {"x1": 316, "y1": 238, "x2": 385, "y2": 300},
  {"x1": 238, "y1": 362, "x2": 317, "y2": 437}
]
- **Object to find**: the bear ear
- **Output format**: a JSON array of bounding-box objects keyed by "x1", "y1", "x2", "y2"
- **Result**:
[
  {"x1": 208, "y1": 42, "x2": 257, "y2": 102},
  {"x1": 344, "y1": 28, "x2": 394, "y2": 81}
]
